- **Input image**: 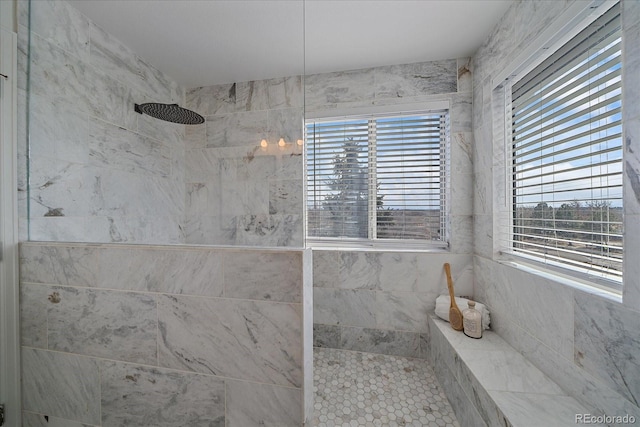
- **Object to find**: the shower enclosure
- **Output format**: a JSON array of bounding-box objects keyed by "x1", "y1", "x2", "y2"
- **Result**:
[{"x1": 19, "y1": 0, "x2": 312, "y2": 425}]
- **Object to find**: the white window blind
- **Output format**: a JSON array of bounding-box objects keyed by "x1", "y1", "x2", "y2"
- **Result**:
[
  {"x1": 306, "y1": 112, "x2": 448, "y2": 244},
  {"x1": 510, "y1": 2, "x2": 623, "y2": 283}
]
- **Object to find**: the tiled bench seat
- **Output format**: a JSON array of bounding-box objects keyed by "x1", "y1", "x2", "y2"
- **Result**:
[{"x1": 428, "y1": 316, "x2": 599, "y2": 427}]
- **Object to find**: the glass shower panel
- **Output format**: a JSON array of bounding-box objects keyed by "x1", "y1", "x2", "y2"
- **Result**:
[{"x1": 23, "y1": 0, "x2": 305, "y2": 247}]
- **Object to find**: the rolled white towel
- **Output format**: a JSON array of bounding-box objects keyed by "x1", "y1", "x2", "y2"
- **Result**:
[{"x1": 435, "y1": 295, "x2": 490, "y2": 330}]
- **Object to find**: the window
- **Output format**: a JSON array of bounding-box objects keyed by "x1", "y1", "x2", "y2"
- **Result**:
[
  {"x1": 510, "y1": 3, "x2": 622, "y2": 285},
  {"x1": 306, "y1": 111, "x2": 449, "y2": 246}
]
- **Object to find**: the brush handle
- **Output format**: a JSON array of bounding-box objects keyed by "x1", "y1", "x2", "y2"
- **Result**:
[{"x1": 444, "y1": 263, "x2": 460, "y2": 310}]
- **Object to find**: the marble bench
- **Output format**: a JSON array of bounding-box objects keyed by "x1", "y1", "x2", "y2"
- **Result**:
[{"x1": 428, "y1": 315, "x2": 598, "y2": 427}]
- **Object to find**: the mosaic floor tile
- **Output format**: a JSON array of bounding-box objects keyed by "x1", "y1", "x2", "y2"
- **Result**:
[{"x1": 313, "y1": 347, "x2": 459, "y2": 427}]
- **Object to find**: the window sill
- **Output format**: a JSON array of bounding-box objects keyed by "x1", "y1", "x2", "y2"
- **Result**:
[
  {"x1": 496, "y1": 252, "x2": 622, "y2": 304},
  {"x1": 305, "y1": 238, "x2": 449, "y2": 253}
]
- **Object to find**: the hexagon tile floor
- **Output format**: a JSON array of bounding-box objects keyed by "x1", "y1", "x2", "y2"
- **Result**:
[{"x1": 312, "y1": 347, "x2": 460, "y2": 427}]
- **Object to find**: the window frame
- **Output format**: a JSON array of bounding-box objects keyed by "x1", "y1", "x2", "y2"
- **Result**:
[
  {"x1": 304, "y1": 108, "x2": 450, "y2": 251},
  {"x1": 498, "y1": 0, "x2": 623, "y2": 293}
]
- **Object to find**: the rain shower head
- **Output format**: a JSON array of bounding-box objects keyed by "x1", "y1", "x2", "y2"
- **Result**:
[{"x1": 134, "y1": 103, "x2": 204, "y2": 125}]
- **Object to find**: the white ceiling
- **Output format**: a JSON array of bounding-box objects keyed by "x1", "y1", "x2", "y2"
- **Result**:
[{"x1": 70, "y1": 0, "x2": 515, "y2": 89}]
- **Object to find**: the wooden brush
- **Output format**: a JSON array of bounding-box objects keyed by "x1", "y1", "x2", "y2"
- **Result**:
[{"x1": 444, "y1": 263, "x2": 463, "y2": 331}]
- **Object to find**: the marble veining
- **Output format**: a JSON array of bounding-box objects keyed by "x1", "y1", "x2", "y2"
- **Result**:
[
  {"x1": 223, "y1": 251, "x2": 302, "y2": 302},
  {"x1": 226, "y1": 380, "x2": 302, "y2": 427},
  {"x1": 339, "y1": 326, "x2": 421, "y2": 359},
  {"x1": 375, "y1": 292, "x2": 434, "y2": 333},
  {"x1": 22, "y1": 412, "x2": 96, "y2": 427},
  {"x1": 101, "y1": 361, "x2": 225, "y2": 427},
  {"x1": 574, "y1": 292, "x2": 640, "y2": 406},
  {"x1": 374, "y1": 60, "x2": 457, "y2": 99},
  {"x1": 47, "y1": 286, "x2": 158, "y2": 364},
  {"x1": 158, "y1": 294, "x2": 303, "y2": 387},
  {"x1": 22, "y1": 348, "x2": 101, "y2": 425},
  {"x1": 20, "y1": 244, "x2": 99, "y2": 286},
  {"x1": 313, "y1": 288, "x2": 376, "y2": 328}
]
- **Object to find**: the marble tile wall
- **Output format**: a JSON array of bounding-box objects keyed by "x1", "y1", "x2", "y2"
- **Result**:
[
  {"x1": 20, "y1": 242, "x2": 311, "y2": 426},
  {"x1": 312, "y1": 250, "x2": 474, "y2": 358},
  {"x1": 17, "y1": 0, "x2": 186, "y2": 243},
  {"x1": 184, "y1": 77, "x2": 304, "y2": 247},
  {"x1": 472, "y1": 0, "x2": 640, "y2": 417},
  {"x1": 308, "y1": 58, "x2": 475, "y2": 357}
]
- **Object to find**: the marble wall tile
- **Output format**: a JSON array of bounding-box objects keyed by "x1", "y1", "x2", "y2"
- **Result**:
[
  {"x1": 312, "y1": 251, "x2": 382, "y2": 290},
  {"x1": 493, "y1": 313, "x2": 640, "y2": 419},
  {"x1": 137, "y1": 111, "x2": 185, "y2": 148},
  {"x1": 186, "y1": 182, "x2": 208, "y2": 217},
  {"x1": 375, "y1": 292, "x2": 433, "y2": 333},
  {"x1": 83, "y1": 214, "x2": 185, "y2": 245},
  {"x1": 47, "y1": 286, "x2": 157, "y2": 364},
  {"x1": 236, "y1": 76, "x2": 303, "y2": 111},
  {"x1": 28, "y1": 217, "x2": 90, "y2": 243},
  {"x1": 186, "y1": 83, "x2": 237, "y2": 117},
  {"x1": 473, "y1": 2, "x2": 516, "y2": 80},
  {"x1": 22, "y1": 412, "x2": 95, "y2": 427},
  {"x1": 20, "y1": 244, "x2": 99, "y2": 286},
  {"x1": 513, "y1": 0, "x2": 572, "y2": 55},
  {"x1": 448, "y1": 215, "x2": 473, "y2": 254},
  {"x1": 85, "y1": 65, "x2": 138, "y2": 131},
  {"x1": 223, "y1": 251, "x2": 302, "y2": 302},
  {"x1": 20, "y1": 284, "x2": 48, "y2": 348},
  {"x1": 457, "y1": 57, "x2": 473, "y2": 93},
  {"x1": 313, "y1": 324, "x2": 341, "y2": 348},
  {"x1": 101, "y1": 361, "x2": 225, "y2": 427},
  {"x1": 22, "y1": 348, "x2": 100, "y2": 425},
  {"x1": 88, "y1": 117, "x2": 171, "y2": 178},
  {"x1": 339, "y1": 326, "x2": 420, "y2": 358},
  {"x1": 374, "y1": 60, "x2": 457, "y2": 99},
  {"x1": 29, "y1": 93, "x2": 89, "y2": 164},
  {"x1": 226, "y1": 380, "x2": 302, "y2": 427},
  {"x1": 135, "y1": 55, "x2": 183, "y2": 105},
  {"x1": 88, "y1": 22, "x2": 141, "y2": 91},
  {"x1": 98, "y1": 246, "x2": 224, "y2": 296},
  {"x1": 28, "y1": 156, "x2": 91, "y2": 218},
  {"x1": 269, "y1": 179, "x2": 303, "y2": 215},
  {"x1": 450, "y1": 132, "x2": 473, "y2": 176},
  {"x1": 88, "y1": 168, "x2": 183, "y2": 218},
  {"x1": 30, "y1": 0, "x2": 90, "y2": 61},
  {"x1": 268, "y1": 108, "x2": 303, "y2": 145},
  {"x1": 450, "y1": 172, "x2": 474, "y2": 216},
  {"x1": 233, "y1": 213, "x2": 304, "y2": 247},
  {"x1": 474, "y1": 256, "x2": 574, "y2": 360},
  {"x1": 269, "y1": 75, "x2": 303, "y2": 109},
  {"x1": 235, "y1": 79, "x2": 271, "y2": 111},
  {"x1": 205, "y1": 111, "x2": 269, "y2": 148},
  {"x1": 184, "y1": 123, "x2": 206, "y2": 149},
  {"x1": 313, "y1": 288, "x2": 375, "y2": 327},
  {"x1": 158, "y1": 295, "x2": 303, "y2": 387},
  {"x1": 623, "y1": 213, "x2": 640, "y2": 308},
  {"x1": 28, "y1": 34, "x2": 89, "y2": 114},
  {"x1": 625, "y1": 117, "x2": 640, "y2": 215},
  {"x1": 305, "y1": 68, "x2": 375, "y2": 106},
  {"x1": 452, "y1": 93, "x2": 472, "y2": 132},
  {"x1": 574, "y1": 292, "x2": 640, "y2": 406},
  {"x1": 184, "y1": 148, "x2": 220, "y2": 182}
]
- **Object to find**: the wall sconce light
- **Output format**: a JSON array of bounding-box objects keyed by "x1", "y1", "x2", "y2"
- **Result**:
[
  {"x1": 278, "y1": 138, "x2": 286, "y2": 147},
  {"x1": 260, "y1": 139, "x2": 268, "y2": 148},
  {"x1": 297, "y1": 139, "x2": 303, "y2": 146}
]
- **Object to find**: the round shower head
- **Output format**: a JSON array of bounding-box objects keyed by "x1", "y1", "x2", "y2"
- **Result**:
[{"x1": 134, "y1": 103, "x2": 205, "y2": 125}]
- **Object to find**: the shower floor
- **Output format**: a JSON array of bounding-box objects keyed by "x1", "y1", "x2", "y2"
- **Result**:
[{"x1": 312, "y1": 347, "x2": 460, "y2": 427}]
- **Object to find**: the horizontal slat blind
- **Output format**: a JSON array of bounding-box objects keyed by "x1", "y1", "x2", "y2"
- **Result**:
[
  {"x1": 306, "y1": 112, "x2": 447, "y2": 242},
  {"x1": 511, "y1": 3, "x2": 623, "y2": 282}
]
